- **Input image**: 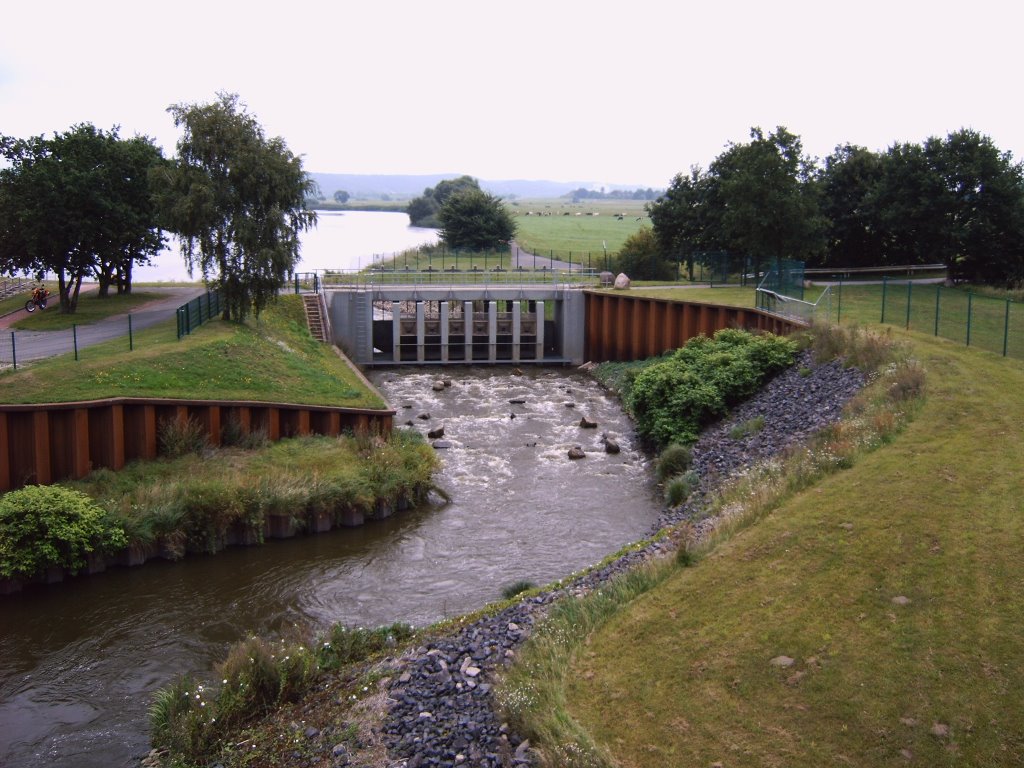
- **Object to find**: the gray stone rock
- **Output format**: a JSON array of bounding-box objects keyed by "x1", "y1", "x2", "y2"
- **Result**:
[
  {"x1": 613, "y1": 273, "x2": 631, "y2": 289},
  {"x1": 568, "y1": 446, "x2": 586, "y2": 460}
]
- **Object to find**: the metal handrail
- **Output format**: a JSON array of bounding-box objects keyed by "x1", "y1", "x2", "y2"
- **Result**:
[{"x1": 315, "y1": 268, "x2": 603, "y2": 290}]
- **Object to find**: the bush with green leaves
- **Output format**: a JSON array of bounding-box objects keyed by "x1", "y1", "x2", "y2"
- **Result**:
[
  {"x1": 665, "y1": 470, "x2": 700, "y2": 506},
  {"x1": 0, "y1": 485, "x2": 127, "y2": 579},
  {"x1": 656, "y1": 443, "x2": 693, "y2": 482},
  {"x1": 628, "y1": 329, "x2": 796, "y2": 450}
]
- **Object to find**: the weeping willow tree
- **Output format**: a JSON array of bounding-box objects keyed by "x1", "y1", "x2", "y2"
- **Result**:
[{"x1": 154, "y1": 92, "x2": 317, "y2": 321}]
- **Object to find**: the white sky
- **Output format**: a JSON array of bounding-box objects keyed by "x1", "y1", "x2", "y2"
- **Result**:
[{"x1": 2, "y1": 0, "x2": 1021, "y2": 189}]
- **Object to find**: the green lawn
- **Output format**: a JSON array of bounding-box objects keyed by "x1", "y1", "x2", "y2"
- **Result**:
[
  {"x1": 566, "y1": 332, "x2": 1024, "y2": 766},
  {"x1": 0, "y1": 295, "x2": 384, "y2": 408},
  {"x1": 511, "y1": 199, "x2": 649, "y2": 261}
]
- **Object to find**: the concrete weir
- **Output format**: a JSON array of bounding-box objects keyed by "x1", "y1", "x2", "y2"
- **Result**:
[{"x1": 328, "y1": 284, "x2": 587, "y2": 366}]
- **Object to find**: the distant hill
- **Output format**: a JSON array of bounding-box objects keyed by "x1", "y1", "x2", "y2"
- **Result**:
[{"x1": 309, "y1": 173, "x2": 627, "y2": 201}]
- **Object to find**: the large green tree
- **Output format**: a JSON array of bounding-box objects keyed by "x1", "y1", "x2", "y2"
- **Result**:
[
  {"x1": 710, "y1": 126, "x2": 826, "y2": 274},
  {"x1": 928, "y1": 129, "x2": 1024, "y2": 285},
  {"x1": 646, "y1": 167, "x2": 720, "y2": 279},
  {"x1": 615, "y1": 226, "x2": 676, "y2": 280},
  {"x1": 437, "y1": 188, "x2": 516, "y2": 251},
  {"x1": 816, "y1": 144, "x2": 886, "y2": 268},
  {"x1": 154, "y1": 92, "x2": 317, "y2": 321},
  {"x1": 0, "y1": 124, "x2": 164, "y2": 312},
  {"x1": 407, "y1": 175, "x2": 480, "y2": 227},
  {"x1": 648, "y1": 127, "x2": 824, "y2": 282}
]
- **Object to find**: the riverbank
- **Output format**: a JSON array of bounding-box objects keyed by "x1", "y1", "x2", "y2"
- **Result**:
[{"x1": 155, "y1": 331, "x2": 894, "y2": 767}]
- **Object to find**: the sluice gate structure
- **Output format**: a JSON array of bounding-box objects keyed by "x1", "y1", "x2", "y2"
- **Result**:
[{"x1": 327, "y1": 272, "x2": 588, "y2": 366}]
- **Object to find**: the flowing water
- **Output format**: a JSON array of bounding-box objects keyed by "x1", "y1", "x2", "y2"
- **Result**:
[{"x1": 0, "y1": 366, "x2": 661, "y2": 768}]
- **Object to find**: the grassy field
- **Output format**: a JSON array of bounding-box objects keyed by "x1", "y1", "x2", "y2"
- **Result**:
[
  {"x1": 562, "y1": 332, "x2": 1024, "y2": 766},
  {"x1": 510, "y1": 199, "x2": 650, "y2": 260},
  {"x1": 0, "y1": 294, "x2": 384, "y2": 408}
]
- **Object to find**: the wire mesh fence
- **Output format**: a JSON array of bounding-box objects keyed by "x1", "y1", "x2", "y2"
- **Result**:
[
  {"x1": 880, "y1": 278, "x2": 1023, "y2": 359},
  {"x1": 176, "y1": 291, "x2": 222, "y2": 338},
  {"x1": 0, "y1": 309, "x2": 178, "y2": 371}
]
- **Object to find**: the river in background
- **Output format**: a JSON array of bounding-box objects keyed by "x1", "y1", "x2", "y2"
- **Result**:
[
  {"x1": 131, "y1": 210, "x2": 438, "y2": 283},
  {"x1": 0, "y1": 366, "x2": 661, "y2": 768}
]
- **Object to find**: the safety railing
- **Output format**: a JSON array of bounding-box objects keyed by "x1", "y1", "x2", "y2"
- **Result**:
[{"x1": 176, "y1": 290, "x2": 222, "y2": 339}]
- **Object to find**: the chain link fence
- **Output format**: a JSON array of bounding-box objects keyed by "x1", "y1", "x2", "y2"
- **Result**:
[{"x1": 880, "y1": 278, "x2": 1023, "y2": 359}]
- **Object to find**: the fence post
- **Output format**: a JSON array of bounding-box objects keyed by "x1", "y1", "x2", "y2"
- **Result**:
[
  {"x1": 837, "y1": 278, "x2": 843, "y2": 323},
  {"x1": 935, "y1": 285, "x2": 941, "y2": 336},
  {"x1": 1004, "y1": 299, "x2": 1011, "y2": 357},
  {"x1": 73, "y1": 324, "x2": 79, "y2": 361},
  {"x1": 129, "y1": 314, "x2": 134, "y2": 351},
  {"x1": 881, "y1": 277, "x2": 888, "y2": 323},
  {"x1": 10, "y1": 331, "x2": 16, "y2": 371},
  {"x1": 905, "y1": 281, "x2": 913, "y2": 329},
  {"x1": 966, "y1": 292, "x2": 973, "y2": 346}
]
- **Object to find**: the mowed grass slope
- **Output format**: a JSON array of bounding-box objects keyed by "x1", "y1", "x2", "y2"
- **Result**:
[
  {"x1": 566, "y1": 333, "x2": 1024, "y2": 766},
  {"x1": 0, "y1": 295, "x2": 385, "y2": 409}
]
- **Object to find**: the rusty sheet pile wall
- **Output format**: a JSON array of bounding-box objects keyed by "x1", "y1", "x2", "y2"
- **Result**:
[
  {"x1": 584, "y1": 292, "x2": 805, "y2": 362},
  {"x1": 0, "y1": 399, "x2": 394, "y2": 492}
]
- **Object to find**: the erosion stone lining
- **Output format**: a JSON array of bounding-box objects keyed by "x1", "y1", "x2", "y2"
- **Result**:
[{"x1": 373, "y1": 351, "x2": 867, "y2": 768}]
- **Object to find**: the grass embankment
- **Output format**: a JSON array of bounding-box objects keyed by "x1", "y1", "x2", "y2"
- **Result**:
[
  {"x1": 0, "y1": 294, "x2": 384, "y2": 408},
  {"x1": 0, "y1": 293, "x2": 435, "y2": 576},
  {"x1": 521, "y1": 332, "x2": 1024, "y2": 766}
]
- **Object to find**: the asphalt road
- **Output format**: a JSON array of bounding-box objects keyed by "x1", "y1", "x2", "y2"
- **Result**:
[{"x1": 0, "y1": 286, "x2": 207, "y2": 366}]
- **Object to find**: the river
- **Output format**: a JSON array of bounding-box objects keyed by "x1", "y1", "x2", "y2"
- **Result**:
[
  {"x1": 0, "y1": 366, "x2": 661, "y2": 768},
  {"x1": 131, "y1": 209, "x2": 439, "y2": 283}
]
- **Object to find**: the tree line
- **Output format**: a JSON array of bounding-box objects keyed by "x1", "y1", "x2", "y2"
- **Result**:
[
  {"x1": 643, "y1": 126, "x2": 1024, "y2": 286},
  {"x1": 0, "y1": 92, "x2": 315, "y2": 318}
]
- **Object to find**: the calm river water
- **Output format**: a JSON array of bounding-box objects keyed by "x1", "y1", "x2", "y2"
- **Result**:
[
  {"x1": 0, "y1": 366, "x2": 661, "y2": 768},
  {"x1": 132, "y1": 209, "x2": 439, "y2": 282}
]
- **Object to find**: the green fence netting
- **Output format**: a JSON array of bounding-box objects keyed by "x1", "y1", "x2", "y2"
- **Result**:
[{"x1": 880, "y1": 279, "x2": 1023, "y2": 359}]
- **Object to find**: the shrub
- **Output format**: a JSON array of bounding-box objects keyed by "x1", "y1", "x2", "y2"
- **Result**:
[
  {"x1": 159, "y1": 416, "x2": 210, "y2": 458},
  {"x1": 887, "y1": 360, "x2": 927, "y2": 402},
  {"x1": 0, "y1": 485, "x2": 127, "y2": 579},
  {"x1": 318, "y1": 623, "x2": 415, "y2": 671},
  {"x1": 628, "y1": 330, "x2": 796, "y2": 450},
  {"x1": 664, "y1": 471, "x2": 700, "y2": 506},
  {"x1": 656, "y1": 444, "x2": 693, "y2": 481},
  {"x1": 729, "y1": 415, "x2": 766, "y2": 440},
  {"x1": 220, "y1": 419, "x2": 269, "y2": 449},
  {"x1": 502, "y1": 580, "x2": 536, "y2": 600}
]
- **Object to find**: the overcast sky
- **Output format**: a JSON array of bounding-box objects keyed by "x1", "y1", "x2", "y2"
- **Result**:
[{"x1": 2, "y1": 0, "x2": 1020, "y2": 188}]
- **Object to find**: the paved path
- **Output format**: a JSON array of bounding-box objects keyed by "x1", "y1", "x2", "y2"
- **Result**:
[{"x1": 0, "y1": 285, "x2": 206, "y2": 365}]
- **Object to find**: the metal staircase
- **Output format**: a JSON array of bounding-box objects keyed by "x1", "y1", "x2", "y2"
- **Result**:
[{"x1": 302, "y1": 294, "x2": 329, "y2": 342}]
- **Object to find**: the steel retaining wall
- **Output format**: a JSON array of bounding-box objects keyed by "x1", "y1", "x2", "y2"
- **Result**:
[
  {"x1": 0, "y1": 398, "x2": 394, "y2": 492},
  {"x1": 584, "y1": 292, "x2": 806, "y2": 362}
]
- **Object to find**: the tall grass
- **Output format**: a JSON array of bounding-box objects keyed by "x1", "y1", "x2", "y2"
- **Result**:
[
  {"x1": 496, "y1": 563, "x2": 675, "y2": 768},
  {"x1": 151, "y1": 622, "x2": 415, "y2": 764},
  {"x1": 72, "y1": 430, "x2": 439, "y2": 556}
]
